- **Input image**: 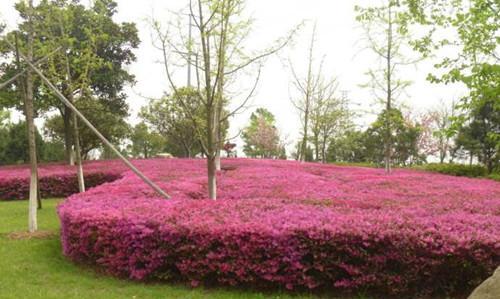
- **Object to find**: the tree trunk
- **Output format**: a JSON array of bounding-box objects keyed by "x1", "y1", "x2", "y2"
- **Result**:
[
  {"x1": 321, "y1": 136, "x2": 327, "y2": 163},
  {"x1": 440, "y1": 151, "x2": 445, "y2": 164},
  {"x1": 15, "y1": 32, "x2": 42, "y2": 211},
  {"x1": 24, "y1": 1, "x2": 38, "y2": 232},
  {"x1": 215, "y1": 150, "x2": 221, "y2": 171},
  {"x1": 207, "y1": 155, "x2": 217, "y2": 200},
  {"x1": 384, "y1": 4, "x2": 393, "y2": 174},
  {"x1": 301, "y1": 25, "x2": 316, "y2": 163},
  {"x1": 313, "y1": 133, "x2": 320, "y2": 162}
]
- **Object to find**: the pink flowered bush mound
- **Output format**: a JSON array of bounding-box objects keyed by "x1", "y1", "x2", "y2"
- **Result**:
[
  {"x1": 0, "y1": 160, "x2": 125, "y2": 200},
  {"x1": 56, "y1": 159, "x2": 500, "y2": 295}
]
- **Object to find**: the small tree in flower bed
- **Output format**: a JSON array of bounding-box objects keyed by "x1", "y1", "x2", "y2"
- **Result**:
[
  {"x1": 57, "y1": 158, "x2": 500, "y2": 296},
  {"x1": 0, "y1": 160, "x2": 126, "y2": 200}
]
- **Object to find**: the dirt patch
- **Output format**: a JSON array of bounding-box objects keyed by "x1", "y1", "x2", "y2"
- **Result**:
[
  {"x1": 221, "y1": 165, "x2": 238, "y2": 171},
  {"x1": 7, "y1": 230, "x2": 57, "y2": 240}
]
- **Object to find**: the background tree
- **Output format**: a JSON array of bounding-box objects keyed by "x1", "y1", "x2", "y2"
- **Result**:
[
  {"x1": 404, "y1": 0, "x2": 499, "y2": 168},
  {"x1": 242, "y1": 108, "x2": 283, "y2": 159},
  {"x1": 223, "y1": 142, "x2": 237, "y2": 157},
  {"x1": 422, "y1": 100, "x2": 457, "y2": 163},
  {"x1": 0, "y1": 121, "x2": 43, "y2": 165},
  {"x1": 0, "y1": 0, "x2": 139, "y2": 165},
  {"x1": 327, "y1": 130, "x2": 366, "y2": 163},
  {"x1": 155, "y1": 0, "x2": 297, "y2": 199},
  {"x1": 128, "y1": 122, "x2": 166, "y2": 159},
  {"x1": 290, "y1": 23, "x2": 328, "y2": 162},
  {"x1": 356, "y1": 0, "x2": 420, "y2": 173},
  {"x1": 364, "y1": 108, "x2": 423, "y2": 166},
  {"x1": 0, "y1": 109, "x2": 9, "y2": 126},
  {"x1": 140, "y1": 88, "x2": 206, "y2": 158},
  {"x1": 44, "y1": 98, "x2": 130, "y2": 159},
  {"x1": 454, "y1": 101, "x2": 499, "y2": 172},
  {"x1": 309, "y1": 91, "x2": 351, "y2": 163}
]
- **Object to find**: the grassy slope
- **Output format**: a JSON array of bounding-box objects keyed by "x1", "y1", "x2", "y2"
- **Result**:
[{"x1": 0, "y1": 199, "x2": 368, "y2": 299}]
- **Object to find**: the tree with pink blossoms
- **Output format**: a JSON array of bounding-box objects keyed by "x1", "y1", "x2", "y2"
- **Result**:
[{"x1": 242, "y1": 108, "x2": 284, "y2": 159}]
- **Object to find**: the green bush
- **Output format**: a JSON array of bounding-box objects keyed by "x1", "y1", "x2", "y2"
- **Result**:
[
  {"x1": 488, "y1": 173, "x2": 500, "y2": 181},
  {"x1": 420, "y1": 163, "x2": 488, "y2": 178},
  {"x1": 330, "y1": 161, "x2": 378, "y2": 168}
]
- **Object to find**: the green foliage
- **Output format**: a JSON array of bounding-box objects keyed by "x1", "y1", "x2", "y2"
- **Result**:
[
  {"x1": 42, "y1": 139, "x2": 66, "y2": 162},
  {"x1": 453, "y1": 98, "x2": 499, "y2": 173},
  {"x1": 44, "y1": 98, "x2": 130, "y2": 158},
  {"x1": 404, "y1": 0, "x2": 499, "y2": 152},
  {"x1": 0, "y1": 109, "x2": 10, "y2": 125},
  {"x1": 1, "y1": 0, "x2": 140, "y2": 107},
  {"x1": 355, "y1": 1, "x2": 417, "y2": 104},
  {"x1": 327, "y1": 108, "x2": 425, "y2": 166},
  {"x1": 330, "y1": 161, "x2": 378, "y2": 168},
  {"x1": 0, "y1": 121, "x2": 44, "y2": 165},
  {"x1": 140, "y1": 87, "x2": 214, "y2": 158},
  {"x1": 488, "y1": 173, "x2": 500, "y2": 182},
  {"x1": 419, "y1": 163, "x2": 488, "y2": 178},
  {"x1": 364, "y1": 108, "x2": 424, "y2": 166},
  {"x1": 128, "y1": 122, "x2": 166, "y2": 159},
  {"x1": 327, "y1": 130, "x2": 367, "y2": 163},
  {"x1": 292, "y1": 141, "x2": 314, "y2": 162},
  {"x1": 0, "y1": 0, "x2": 139, "y2": 162},
  {"x1": 242, "y1": 108, "x2": 284, "y2": 159}
]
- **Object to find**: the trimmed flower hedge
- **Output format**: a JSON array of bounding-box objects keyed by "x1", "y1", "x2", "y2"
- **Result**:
[
  {"x1": 0, "y1": 160, "x2": 125, "y2": 200},
  {"x1": 56, "y1": 159, "x2": 500, "y2": 296}
]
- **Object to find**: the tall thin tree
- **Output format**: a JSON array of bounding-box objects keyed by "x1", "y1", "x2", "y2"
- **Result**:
[
  {"x1": 356, "y1": 0, "x2": 419, "y2": 173},
  {"x1": 153, "y1": 0, "x2": 298, "y2": 199}
]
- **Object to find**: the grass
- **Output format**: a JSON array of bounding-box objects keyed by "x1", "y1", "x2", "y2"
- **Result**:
[{"x1": 0, "y1": 199, "x2": 370, "y2": 299}]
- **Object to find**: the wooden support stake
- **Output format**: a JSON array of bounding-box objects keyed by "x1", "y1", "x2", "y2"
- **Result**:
[{"x1": 4, "y1": 38, "x2": 171, "y2": 199}]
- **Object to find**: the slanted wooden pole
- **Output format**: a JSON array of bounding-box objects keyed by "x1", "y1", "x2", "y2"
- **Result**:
[{"x1": 3, "y1": 39, "x2": 171, "y2": 200}]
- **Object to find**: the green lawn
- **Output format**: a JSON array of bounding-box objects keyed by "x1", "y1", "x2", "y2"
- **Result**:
[{"x1": 0, "y1": 199, "x2": 370, "y2": 299}]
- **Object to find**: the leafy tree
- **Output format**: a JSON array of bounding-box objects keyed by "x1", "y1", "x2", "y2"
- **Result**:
[
  {"x1": 292, "y1": 141, "x2": 314, "y2": 162},
  {"x1": 454, "y1": 100, "x2": 499, "y2": 173},
  {"x1": 128, "y1": 122, "x2": 165, "y2": 159},
  {"x1": 310, "y1": 94, "x2": 351, "y2": 163},
  {"x1": 327, "y1": 130, "x2": 366, "y2": 163},
  {"x1": 0, "y1": 0, "x2": 139, "y2": 164},
  {"x1": 404, "y1": 0, "x2": 499, "y2": 158},
  {"x1": 0, "y1": 121, "x2": 44, "y2": 165},
  {"x1": 140, "y1": 88, "x2": 206, "y2": 158},
  {"x1": 154, "y1": 0, "x2": 298, "y2": 199},
  {"x1": 364, "y1": 108, "x2": 423, "y2": 166},
  {"x1": 421, "y1": 101, "x2": 457, "y2": 163},
  {"x1": 41, "y1": 139, "x2": 66, "y2": 162},
  {"x1": 290, "y1": 24, "x2": 338, "y2": 163},
  {"x1": 242, "y1": 108, "x2": 283, "y2": 159},
  {"x1": 44, "y1": 97, "x2": 130, "y2": 159},
  {"x1": 356, "y1": 0, "x2": 420, "y2": 173}
]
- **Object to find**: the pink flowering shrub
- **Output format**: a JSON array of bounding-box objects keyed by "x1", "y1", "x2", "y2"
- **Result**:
[
  {"x1": 0, "y1": 160, "x2": 125, "y2": 200},
  {"x1": 55, "y1": 159, "x2": 499, "y2": 295}
]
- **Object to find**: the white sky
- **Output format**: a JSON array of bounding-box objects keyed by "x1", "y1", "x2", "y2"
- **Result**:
[{"x1": 0, "y1": 0, "x2": 466, "y2": 154}]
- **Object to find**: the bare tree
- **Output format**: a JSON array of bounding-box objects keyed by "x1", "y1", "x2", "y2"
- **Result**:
[
  {"x1": 356, "y1": 0, "x2": 420, "y2": 173},
  {"x1": 310, "y1": 90, "x2": 352, "y2": 163},
  {"x1": 427, "y1": 100, "x2": 456, "y2": 163},
  {"x1": 152, "y1": 0, "x2": 298, "y2": 199},
  {"x1": 290, "y1": 24, "x2": 322, "y2": 162}
]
